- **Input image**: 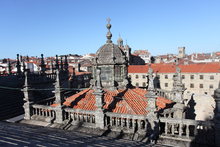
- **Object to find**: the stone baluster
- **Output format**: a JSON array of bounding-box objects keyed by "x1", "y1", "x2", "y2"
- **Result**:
[
  {"x1": 130, "y1": 119, "x2": 133, "y2": 129},
  {"x1": 179, "y1": 123, "x2": 182, "y2": 136},
  {"x1": 194, "y1": 125, "x2": 198, "y2": 136},
  {"x1": 171, "y1": 123, "x2": 175, "y2": 135},
  {"x1": 165, "y1": 122, "x2": 168, "y2": 135},
  {"x1": 109, "y1": 117, "x2": 112, "y2": 126},
  {"x1": 123, "y1": 118, "x2": 126, "y2": 127},
  {"x1": 186, "y1": 125, "x2": 190, "y2": 138}
]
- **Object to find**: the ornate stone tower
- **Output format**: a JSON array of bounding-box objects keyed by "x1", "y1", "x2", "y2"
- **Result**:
[{"x1": 92, "y1": 18, "x2": 128, "y2": 90}]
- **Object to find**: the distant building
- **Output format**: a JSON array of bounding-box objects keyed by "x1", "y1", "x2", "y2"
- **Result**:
[
  {"x1": 128, "y1": 63, "x2": 220, "y2": 96},
  {"x1": 178, "y1": 47, "x2": 186, "y2": 58},
  {"x1": 133, "y1": 50, "x2": 151, "y2": 63}
]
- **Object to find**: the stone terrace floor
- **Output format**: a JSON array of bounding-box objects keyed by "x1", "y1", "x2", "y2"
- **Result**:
[{"x1": 0, "y1": 121, "x2": 173, "y2": 147}]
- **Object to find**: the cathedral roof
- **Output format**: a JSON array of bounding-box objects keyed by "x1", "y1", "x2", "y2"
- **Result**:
[
  {"x1": 96, "y1": 43, "x2": 126, "y2": 65},
  {"x1": 62, "y1": 87, "x2": 172, "y2": 115}
]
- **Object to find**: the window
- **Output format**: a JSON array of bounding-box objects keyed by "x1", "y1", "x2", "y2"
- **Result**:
[
  {"x1": 142, "y1": 75, "x2": 146, "y2": 79},
  {"x1": 200, "y1": 75, "x2": 203, "y2": 79},
  {"x1": 190, "y1": 83, "x2": 194, "y2": 88},
  {"x1": 199, "y1": 84, "x2": 203, "y2": 88},
  {"x1": 142, "y1": 82, "x2": 146, "y2": 87},
  {"x1": 135, "y1": 75, "x2": 139, "y2": 79},
  {"x1": 210, "y1": 75, "x2": 214, "y2": 80},
  {"x1": 190, "y1": 75, "x2": 194, "y2": 79},
  {"x1": 165, "y1": 83, "x2": 168, "y2": 87},
  {"x1": 210, "y1": 84, "x2": 213, "y2": 89},
  {"x1": 165, "y1": 75, "x2": 168, "y2": 79},
  {"x1": 128, "y1": 75, "x2": 131, "y2": 78},
  {"x1": 136, "y1": 83, "x2": 139, "y2": 87},
  {"x1": 182, "y1": 75, "x2": 185, "y2": 79}
]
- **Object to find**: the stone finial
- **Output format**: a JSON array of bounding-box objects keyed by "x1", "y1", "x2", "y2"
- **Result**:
[
  {"x1": 7, "y1": 58, "x2": 11, "y2": 74},
  {"x1": 54, "y1": 69, "x2": 62, "y2": 105},
  {"x1": 23, "y1": 70, "x2": 33, "y2": 102},
  {"x1": 117, "y1": 34, "x2": 123, "y2": 47},
  {"x1": 55, "y1": 55, "x2": 59, "y2": 69},
  {"x1": 106, "y1": 17, "x2": 112, "y2": 43},
  {"x1": 64, "y1": 55, "x2": 68, "y2": 71},
  {"x1": 16, "y1": 54, "x2": 21, "y2": 74},
  {"x1": 148, "y1": 64, "x2": 155, "y2": 92},
  {"x1": 40, "y1": 54, "x2": 46, "y2": 74},
  {"x1": 95, "y1": 68, "x2": 103, "y2": 92},
  {"x1": 172, "y1": 64, "x2": 185, "y2": 103}
]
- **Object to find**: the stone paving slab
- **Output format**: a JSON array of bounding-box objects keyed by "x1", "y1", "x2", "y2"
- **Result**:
[{"x1": 0, "y1": 121, "x2": 173, "y2": 147}]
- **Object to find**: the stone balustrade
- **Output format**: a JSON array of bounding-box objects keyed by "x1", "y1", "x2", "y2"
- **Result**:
[
  {"x1": 159, "y1": 117, "x2": 214, "y2": 144},
  {"x1": 105, "y1": 112, "x2": 148, "y2": 134},
  {"x1": 155, "y1": 89, "x2": 173, "y2": 99},
  {"x1": 64, "y1": 108, "x2": 96, "y2": 127},
  {"x1": 160, "y1": 108, "x2": 176, "y2": 118},
  {"x1": 31, "y1": 104, "x2": 56, "y2": 120}
]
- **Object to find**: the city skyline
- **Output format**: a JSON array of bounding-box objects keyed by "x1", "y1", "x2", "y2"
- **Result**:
[{"x1": 0, "y1": 0, "x2": 220, "y2": 59}]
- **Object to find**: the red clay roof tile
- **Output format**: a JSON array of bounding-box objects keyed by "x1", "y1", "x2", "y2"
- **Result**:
[
  {"x1": 60, "y1": 88, "x2": 173, "y2": 115},
  {"x1": 128, "y1": 63, "x2": 220, "y2": 73}
]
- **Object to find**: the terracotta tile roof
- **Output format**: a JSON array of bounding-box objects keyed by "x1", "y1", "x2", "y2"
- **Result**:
[
  {"x1": 61, "y1": 88, "x2": 173, "y2": 115},
  {"x1": 128, "y1": 63, "x2": 220, "y2": 73}
]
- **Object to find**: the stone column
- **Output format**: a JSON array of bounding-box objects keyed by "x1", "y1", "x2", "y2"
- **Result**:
[
  {"x1": 145, "y1": 65, "x2": 159, "y2": 142},
  {"x1": 54, "y1": 69, "x2": 64, "y2": 124},
  {"x1": 93, "y1": 68, "x2": 105, "y2": 129},
  {"x1": 214, "y1": 83, "x2": 220, "y2": 146},
  {"x1": 23, "y1": 70, "x2": 33, "y2": 120},
  {"x1": 172, "y1": 65, "x2": 185, "y2": 119}
]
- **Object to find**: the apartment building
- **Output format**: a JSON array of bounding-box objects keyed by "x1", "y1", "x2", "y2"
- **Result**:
[{"x1": 128, "y1": 63, "x2": 220, "y2": 96}]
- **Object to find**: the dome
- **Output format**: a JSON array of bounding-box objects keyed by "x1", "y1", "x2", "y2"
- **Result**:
[{"x1": 96, "y1": 43, "x2": 126, "y2": 65}]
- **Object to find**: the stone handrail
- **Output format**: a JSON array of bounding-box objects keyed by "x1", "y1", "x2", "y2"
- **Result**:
[
  {"x1": 35, "y1": 97, "x2": 55, "y2": 105},
  {"x1": 159, "y1": 117, "x2": 214, "y2": 144}
]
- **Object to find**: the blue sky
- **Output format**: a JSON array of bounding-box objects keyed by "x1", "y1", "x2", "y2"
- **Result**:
[{"x1": 0, "y1": 0, "x2": 220, "y2": 59}]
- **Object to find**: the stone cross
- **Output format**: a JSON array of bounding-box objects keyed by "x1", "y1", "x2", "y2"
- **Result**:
[{"x1": 107, "y1": 17, "x2": 111, "y2": 24}]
